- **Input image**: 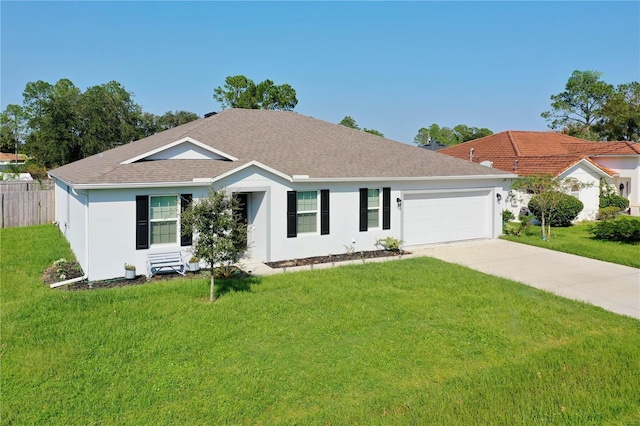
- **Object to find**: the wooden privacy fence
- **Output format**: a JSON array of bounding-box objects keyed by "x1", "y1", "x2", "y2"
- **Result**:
[{"x1": 0, "y1": 180, "x2": 55, "y2": 228}]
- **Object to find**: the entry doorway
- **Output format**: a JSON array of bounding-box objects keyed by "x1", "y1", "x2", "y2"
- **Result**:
[{"x1": 233, "y1": 191, "x2": 268, "y2": 261}]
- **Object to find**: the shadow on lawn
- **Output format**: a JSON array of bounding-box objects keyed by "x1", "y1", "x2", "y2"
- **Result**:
[{"x1": 215, "y1": 274, "x2": 262, "y2": 297}]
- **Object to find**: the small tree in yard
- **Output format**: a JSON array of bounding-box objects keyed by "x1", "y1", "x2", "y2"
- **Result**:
[
  {"x1": 511, "y1": 174, "x2": 588, "y2": 241},
  {"x1": 182, "y1": 188, "x2": 247, "y2": 302}
]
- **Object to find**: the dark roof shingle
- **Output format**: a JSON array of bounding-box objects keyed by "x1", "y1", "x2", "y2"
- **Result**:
[{"x1": 50, "y1": 109, "x2": 511, "y2": 186}]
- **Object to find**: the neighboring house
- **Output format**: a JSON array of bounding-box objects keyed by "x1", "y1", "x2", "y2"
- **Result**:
[
  {"x1": 0, "y1": 152, "x2": 27, "y2": 171},
  {"x1": 49, "y1": 109, "x2": 514, "y2": 281},
  {"x1": 438, "y1": 131, "x2": 640, "y2": 220}
]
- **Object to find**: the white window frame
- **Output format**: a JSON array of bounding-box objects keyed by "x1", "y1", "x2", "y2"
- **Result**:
[
  {"x1": 367, "y1": 188, "x2": 381, "y2": 229},
  {"x1": 297, "y1": 190, "x2": 319, "y2": 234},
  {"x1": 149, "y1": 194, "x2": 180, "y2": 247},
  {"x1": 570, "y1": 185, "x2": 580, "y2": 200}
]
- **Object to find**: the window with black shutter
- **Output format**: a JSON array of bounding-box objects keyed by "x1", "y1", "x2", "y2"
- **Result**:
[
  {"x1": 136, "y1": 196, "x2": 149, "y2": 249},
  {"x1": 180, "y1": 194, "x2": 193, "y2": 246}
]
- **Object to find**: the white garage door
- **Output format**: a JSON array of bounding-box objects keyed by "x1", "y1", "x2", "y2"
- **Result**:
[{"x1": 403, "y1": 190, "x2": 492, "y2": 246}]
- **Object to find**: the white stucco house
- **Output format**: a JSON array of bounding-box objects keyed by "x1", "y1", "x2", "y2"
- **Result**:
[
  {"x1": 49, "y1": 109, "x2": 515, "y2": 281},
  {"x1": 438, "y1": 131, "x2": 640, "y2": 221}
]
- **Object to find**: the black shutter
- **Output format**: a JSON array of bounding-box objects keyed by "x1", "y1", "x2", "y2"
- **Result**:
[
  {"x1": 382, "y1": 187, "x2": 391, "y2": 230},
  {"x1": 287, "y1": 191, "x2": 297, "y2": 238},
  {"x1": 320, "y1": 189, "x2": 330, "y2": 235},
  {"x1": 359, "y1": 188, "x2": 368, "y2": 232},
  {"x1": 180, "y1": 194, "x2": 193, "y2": 246},
  {"x1": 136, "y1": 196, "x2": 149, "y2": 250}
]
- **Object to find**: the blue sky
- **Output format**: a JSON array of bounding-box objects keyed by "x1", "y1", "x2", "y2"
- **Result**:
[{"x1": 1, "y1": 1, "x2": 639, "y2": 144}]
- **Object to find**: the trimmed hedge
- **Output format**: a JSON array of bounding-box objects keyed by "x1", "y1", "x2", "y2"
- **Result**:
[
  {"x1": 588, "y1": 216, "x2": 640, "y2": 243},
  {"x1": 598, "y1": 206, "x2": 621, "y2": 221},
  {"x1": 599, "y1": 194, "x2": 630, "y2": 210},
  {"x1": 528, "y1": 192, "x2": 583, "y2": 227}
]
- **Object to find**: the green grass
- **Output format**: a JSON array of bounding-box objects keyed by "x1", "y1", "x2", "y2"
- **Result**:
[
  {"x1": 2, "y1": 224, "x2": 640, "y2": 424},
  {"x1": 501, "y1": 221, "x2": 640, "y2": 268}
]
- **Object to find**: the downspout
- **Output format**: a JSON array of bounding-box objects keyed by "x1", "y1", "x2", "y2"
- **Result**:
[{"x1": 50, "y1": 190, "x2": 90, "y2": 288}]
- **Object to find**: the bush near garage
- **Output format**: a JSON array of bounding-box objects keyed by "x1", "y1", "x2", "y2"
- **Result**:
[
  {"x1": 528, "y1": 192, "x2": 583, "y2": 227},
  {"x1": 588, "y1": 216, "x2": 640, "y2": 243}
]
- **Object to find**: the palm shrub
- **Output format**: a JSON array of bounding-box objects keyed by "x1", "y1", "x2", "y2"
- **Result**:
[
  {"x1": 528, "y1": 192, "x2": 583, "y2": 227},
  {"x1": 588, "y1": 216, "x2": 640, "y2": 243}
]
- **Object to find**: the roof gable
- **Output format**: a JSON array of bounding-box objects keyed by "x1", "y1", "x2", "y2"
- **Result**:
[{"x1": 121, "y1": 137, "x2": 237, "y2": 164}]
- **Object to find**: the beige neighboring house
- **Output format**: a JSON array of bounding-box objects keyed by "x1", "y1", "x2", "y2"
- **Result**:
[
  {"x1": 438, "y1": 131, "x2": 640, "y2": 220},
  {"x1": 48, "y1": 109, "x2": 515, "y2": 281},
  {"x1": 0, "y1": 152, "x2": 27, "y2": 169}
]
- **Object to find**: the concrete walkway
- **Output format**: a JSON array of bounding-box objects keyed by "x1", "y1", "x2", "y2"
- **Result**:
[
  {"x1": 409, "y1": 239, "x2": 640, "y2": 320},
  {"x1": 243, "y1": 239, "x2": 639, "y2": 320}
]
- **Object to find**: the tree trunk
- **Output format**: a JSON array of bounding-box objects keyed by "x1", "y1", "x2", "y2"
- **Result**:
[
  {"x1": 210, "y1": 272, "x2": 216, "y2": 302},
  {"x1": 541, "y1": 215, "x2": 546, "y2": 240}
]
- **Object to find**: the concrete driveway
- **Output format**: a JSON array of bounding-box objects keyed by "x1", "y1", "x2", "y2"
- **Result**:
[{"x1": 410, "y1": 239, "x2": 640, "y2": 320}]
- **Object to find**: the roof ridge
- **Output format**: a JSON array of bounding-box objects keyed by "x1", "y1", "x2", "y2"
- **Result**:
[{"x1": 507, "y1": 131, "x2": 521, "y2": 156}]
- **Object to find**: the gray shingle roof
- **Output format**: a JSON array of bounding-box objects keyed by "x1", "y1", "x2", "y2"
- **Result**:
[{"x1": 50, "y1": 109, "x2": 510, "y2": 186}]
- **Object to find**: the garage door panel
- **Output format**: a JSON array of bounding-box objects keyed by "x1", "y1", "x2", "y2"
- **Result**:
[{"x1": 404, "y1": 191, "x2": 491, "y2": 246}]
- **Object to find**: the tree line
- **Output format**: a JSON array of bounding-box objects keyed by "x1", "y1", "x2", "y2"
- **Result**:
[
  {"x1": 2, "y1": 71, "x2": 637, "y2": 170},
  {"x1": 0, "y1": 79, "x2": 199, "y2": 169}
]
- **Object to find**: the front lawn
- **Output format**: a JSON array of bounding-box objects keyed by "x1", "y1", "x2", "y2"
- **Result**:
[
  {"x1": 501, "y1": 221, "x2": 640, "y2": 268},
  {"x1": 2, "y1": 225, "x2": 639, "y2": 424}
]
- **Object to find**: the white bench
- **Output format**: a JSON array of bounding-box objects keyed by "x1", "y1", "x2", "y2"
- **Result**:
[{"x1": 147, "y1": 251, "x2": 186, "y2": 278}]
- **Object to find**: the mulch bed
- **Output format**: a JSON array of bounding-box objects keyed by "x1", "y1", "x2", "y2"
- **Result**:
[
  {"x1": 43, "y1": 250, "x2": 409, "y2": 290},
  {"x1": 265, "y1": 249, "x2": 409, "y2": 269},
  {"x1": 43, "y1": 261, "x2": 205, "y2": 291}
]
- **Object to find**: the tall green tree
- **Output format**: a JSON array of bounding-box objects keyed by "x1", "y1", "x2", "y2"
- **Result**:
[
  {"x1": 79, "y1": 81, "x2": 143, "y2": 156},
  {"x1": 22, "y1": 79, "x2": 83, "y2": 168},
  {"x1": 181, "y1": 188, "x2": 248, "y2": 302},
  {"x1": 541, "y1": 70, "x2": 614, "y2": 140},
  {"x1": 0, "y1": 104, "x2": 26, "y2": 153},
  {"x1": 595, "y1": 82, "x2": 640, "y2": 141},
  {"x1": 213, "y1": 75, "x2": 298, "y2": 111},
  {"x1": 138, "y1": 110, "x2": 200, "y2": 137},
  {"x1": 157, "y1": 110, "x2": 199, "y2": 131},
  {"x1": 413, "y1": 123, "x2": 492, "y2": 146},
  {"x1": 339, "y1": 116, "x2": 360, "y2": 130},
  {"x1": 338, "y1": 116, "x2": 383, "y2": 136}
]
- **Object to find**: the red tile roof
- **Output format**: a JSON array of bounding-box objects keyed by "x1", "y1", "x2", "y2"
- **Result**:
[
  {"x1": 438, "y1": 131, "x2": 640, "y2": 177},
  {"x1": 0, "y1": 153, "x2": 27, "y2": 162}
]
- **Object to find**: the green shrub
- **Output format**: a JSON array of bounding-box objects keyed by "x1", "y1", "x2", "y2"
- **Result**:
[
  {"x1": 598, "y1": 206, "x2": 622, "y2": 221},
  {"x1": 505, "y1": 215, "x2": 532, "y2": 236},
  {"x1": 502, "y1": 210, "x2": 515, "y2": 222},
  {"x1": 599, "y1": 194, "x2": 630, "y2": 210},
  {"x1": 588, "y1": 216, "x2": 640, "y2": 243},
  {"x1": 375, "y1": 237, "x2": 402, "y2": 251},
  {"x1": 528, "y1": 192, "x2": 583, "y2": 227}
]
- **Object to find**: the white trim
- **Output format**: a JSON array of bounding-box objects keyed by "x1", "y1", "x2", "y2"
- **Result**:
[
  {"x1": 558, "y1": 158, "x2": 617, "y2": 179},
  {"x1": 192, "y1": 161, "x2": 293, "y2": 184},
  {"x1": 55, "y1": 169, "x2": 513, "y2": 191},
  {"x1": 296, "y1": 190, "x2": 319, "y2": 234},
  {"x1": 292, "y1": 174, "x2": 516, "y2": 183},
  {"x1": 120, "y1": 137, "x2": 238, "y2": 164}
]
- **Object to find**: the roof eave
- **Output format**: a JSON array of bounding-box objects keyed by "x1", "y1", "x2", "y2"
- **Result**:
[{"x1": 293, "y1": 174, "x2": 517, "y2": 183}]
